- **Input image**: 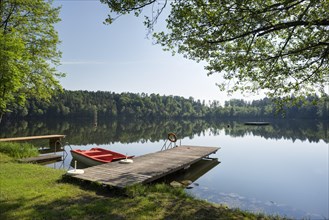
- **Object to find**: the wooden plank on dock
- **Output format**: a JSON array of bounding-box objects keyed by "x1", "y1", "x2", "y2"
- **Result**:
[
  {"x1": 70, "y1": 145, "x2": 219, "y2": 188},
  {"x1": 18, "y1": 154, "x2": 62, "y2": 164},
  {"x1": 0, "y1": 135, "x2": 65, "y2": 142}
]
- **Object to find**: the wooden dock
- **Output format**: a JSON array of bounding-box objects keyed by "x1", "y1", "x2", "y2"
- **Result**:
[
  {"x1": 70, "y1": 145, "x2": 219, "y2": 188},
  {"x1": 0, "y1": 135, "x2": 66, "y2": 147},
  {"x1": 18, "y1": 154, "x2": 62, "y2": 164},
  {"x1": 0, "y1": 135, "x2": 65, "y2": 142}
]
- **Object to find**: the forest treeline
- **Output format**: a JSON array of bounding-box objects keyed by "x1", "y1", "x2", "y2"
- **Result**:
[{"x1": 4, "y1": 90, "x2": 329, "y2": 121}]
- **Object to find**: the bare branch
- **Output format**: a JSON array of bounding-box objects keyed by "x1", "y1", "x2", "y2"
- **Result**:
[{"x1": 1, "y1": 2, "x2": 17, "y2": 32}]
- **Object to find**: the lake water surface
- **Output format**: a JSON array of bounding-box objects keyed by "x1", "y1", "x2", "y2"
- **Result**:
[{"x1": 1, "y1": 119, "x2": 328, "y2": 219}]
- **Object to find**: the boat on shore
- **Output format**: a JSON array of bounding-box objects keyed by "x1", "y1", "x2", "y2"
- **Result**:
[{"x1": 71, "y1": 147, "x2": 134, "y2": 167}]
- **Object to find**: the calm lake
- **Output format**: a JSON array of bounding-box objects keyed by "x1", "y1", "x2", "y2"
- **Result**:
[{"x1": 1, "y1": 118, "x2": 328, "y2": 219}]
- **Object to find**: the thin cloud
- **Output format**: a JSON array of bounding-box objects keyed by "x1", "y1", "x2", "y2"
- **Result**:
[
  {"x1": 61, "y1": 60, "x2": 107, "y2": 65},
  {"x1": 61, "y1": 59, "x2": 164, "y2": 66}
]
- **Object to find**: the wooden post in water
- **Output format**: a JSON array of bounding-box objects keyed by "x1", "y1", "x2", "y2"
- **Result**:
[{"x1": 93, "y1": 105, "x2": 98, "y2": 127}]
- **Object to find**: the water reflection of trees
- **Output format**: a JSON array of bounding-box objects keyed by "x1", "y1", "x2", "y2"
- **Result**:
[
  {"x1": 220, "y1": 120, "x2": 328, "y2": 143},
  {"x1": 0, "y1": 118, "x2": 327, "y2": 144}
]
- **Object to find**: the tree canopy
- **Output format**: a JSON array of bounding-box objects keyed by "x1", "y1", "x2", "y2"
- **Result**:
[
  {"x1": 0, "y1": 0, "x2": 63, "y2": 122},
  {"x1": 102, "y1": 0, "x2": 329, "y2": 104}
]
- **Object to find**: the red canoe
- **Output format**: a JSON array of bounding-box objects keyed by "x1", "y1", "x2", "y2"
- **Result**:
[{"x1": 71, "y1": 147, "x2": 134, "y2": 167}]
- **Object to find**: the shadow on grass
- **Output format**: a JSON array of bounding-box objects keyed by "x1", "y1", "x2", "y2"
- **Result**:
[
  {"x1": 59, "y1": 174, "x2": 128, "y2": 197},
  {"x1": 1, "y1": 194, "x2": 127, "y2": 219}
]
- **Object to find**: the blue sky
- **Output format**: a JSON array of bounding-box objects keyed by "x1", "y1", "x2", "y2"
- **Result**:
[{"x1": 54, "y1": 0, "x2": 264, "y2": 103}]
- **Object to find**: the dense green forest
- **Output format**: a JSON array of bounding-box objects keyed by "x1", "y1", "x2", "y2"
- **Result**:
[{"x1": 3, "y1": 90, "x2": 329, "y2": 121}]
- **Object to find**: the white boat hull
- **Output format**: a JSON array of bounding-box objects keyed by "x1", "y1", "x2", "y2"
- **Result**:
[{"x1": 71, "y1": 151, "x2": 104, "y2": 167}]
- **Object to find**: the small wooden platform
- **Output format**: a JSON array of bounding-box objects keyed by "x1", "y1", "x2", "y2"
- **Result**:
[
  {"x1": 0, "y1": 135, "x2": 66, "y2": 148},
  {"x1": 18, "y1": 154, "x2": 62, "y2": 164},
  {"x1": 0, "y1": 135, "x2": 65, "y2": 142},
  {"x1": 70, "y1": 145, "x2": 219, "y2": 188}
]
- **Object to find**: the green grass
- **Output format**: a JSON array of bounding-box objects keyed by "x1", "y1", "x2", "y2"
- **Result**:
[
  {"x1": 0, "y1": 152, "x2": 288, "y2": 219},
  {"x1": 0, "y1": 142, "x2": 39, "y2": 159}
]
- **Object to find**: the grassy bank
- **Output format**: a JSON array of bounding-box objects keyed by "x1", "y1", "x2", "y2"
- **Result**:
[
  {"x1": 0, "y1": 142, "x2": 39, "y2": 159},
  {"x1": 0, "y1": 152, "x2": 287, "y2": 219}
]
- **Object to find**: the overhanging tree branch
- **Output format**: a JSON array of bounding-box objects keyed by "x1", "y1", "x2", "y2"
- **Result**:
[
  {"x1": 103, "y1": 0, "x2": 329, "y2": 106},
  {"x1": 207, "y1": 19, "x2": 329, "y2": 44}
]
